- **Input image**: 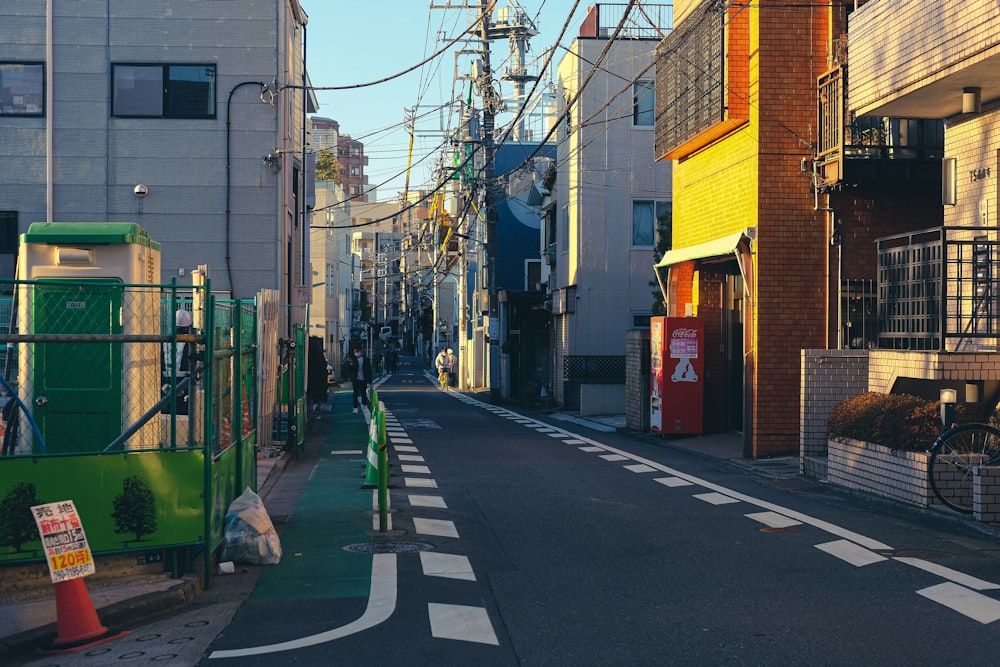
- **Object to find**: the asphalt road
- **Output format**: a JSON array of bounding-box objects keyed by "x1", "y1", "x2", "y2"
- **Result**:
[{"x1": 18, "y1": 358, "x2": 1000, "y2": 665}]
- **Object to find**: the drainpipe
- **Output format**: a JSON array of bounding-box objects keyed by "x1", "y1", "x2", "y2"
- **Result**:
[{"x1": 226, "y1": 81, "x2": 268, "y2": 299}]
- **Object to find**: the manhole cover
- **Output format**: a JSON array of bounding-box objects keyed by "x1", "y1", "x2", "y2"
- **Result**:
[
  {"x1": 759, "y1": 526, "x2": 800, "y2": 534},
  {"x1": 343, "y1": 541, "x2": 434, "y2": 554}
]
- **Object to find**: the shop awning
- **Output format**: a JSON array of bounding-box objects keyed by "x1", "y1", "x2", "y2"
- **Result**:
[{"x1": 653, "y1": 229, "x2": 753, "y2": 269}]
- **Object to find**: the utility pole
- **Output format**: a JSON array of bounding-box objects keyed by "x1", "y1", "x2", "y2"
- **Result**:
[{"x1": 478, "y1": 0, "x2": 500, "y2": 402}]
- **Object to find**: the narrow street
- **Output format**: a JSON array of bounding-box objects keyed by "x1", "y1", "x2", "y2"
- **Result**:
[{"x1": 17, "y1": 357, "x2": 1000, "y2": 666}]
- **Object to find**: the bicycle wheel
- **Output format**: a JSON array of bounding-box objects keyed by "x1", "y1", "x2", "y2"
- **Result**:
[{"x1": 928, "y1": 423, "x2": 1000, "y2": 513}]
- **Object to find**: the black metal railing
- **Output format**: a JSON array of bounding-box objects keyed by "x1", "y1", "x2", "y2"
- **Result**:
[{"x1": 877, "y1": 227, "x2": 1000, "y2": 350}]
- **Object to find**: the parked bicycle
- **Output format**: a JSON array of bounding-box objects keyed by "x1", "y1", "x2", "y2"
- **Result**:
[{"x1": 928, "y1": 422, "x2": 1000, "y2": 513}]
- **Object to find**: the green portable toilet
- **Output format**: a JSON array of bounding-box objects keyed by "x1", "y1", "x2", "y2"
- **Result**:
[{"x1": 14, "y1": 222, "x2": 162, "y2": 454}]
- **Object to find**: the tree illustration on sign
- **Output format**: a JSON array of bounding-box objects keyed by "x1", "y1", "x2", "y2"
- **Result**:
[
  {"x1": 0, "y1": 482, "x2": 41, "y2": 554},
  {"x1": 112, "y1": 476, "x2": 157, "y2": 543}
]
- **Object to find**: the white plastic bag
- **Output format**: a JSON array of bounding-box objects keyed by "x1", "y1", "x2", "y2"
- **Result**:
[{"x1": 223, "y1": 487, "x2": 282, "y2": 565}]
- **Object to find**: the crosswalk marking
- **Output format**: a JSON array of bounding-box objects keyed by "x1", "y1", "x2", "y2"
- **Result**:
[
  {"x1": 599, "y1": 454, "x2": 628, "y2": 462},
  {"x1": 401, "y1": 464, "x2": 431, "y2": 474},
  {"x1": 397, "y1": 454, "x2": 425, "y2": 462},
  {"x1": 624, "y1": 464, "x2": 657, "y2": 473}
]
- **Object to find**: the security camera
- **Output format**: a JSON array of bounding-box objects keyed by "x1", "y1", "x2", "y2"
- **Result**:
[{"x1": 134, "y1": 184, "x2": 149, "y2": 198}]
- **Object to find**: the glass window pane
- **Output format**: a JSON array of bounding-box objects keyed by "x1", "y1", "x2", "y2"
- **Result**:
[
  {"x1": 0, "y1": 63, "x2": 44, "y2": 116},
  {"x1": 632, "y1": 201, "x2": 654, "y2": 246},
  {"x1": 634, "y1": 81, "x2": 654, "y2": 126},
  {"x1": 166, "y1": 65, "x2": 215, "y2": 118},
  {"x1": 113, "y1": 65, "x2": 163, "y2": 116}
]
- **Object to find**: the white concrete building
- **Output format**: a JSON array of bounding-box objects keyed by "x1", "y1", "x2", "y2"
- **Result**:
[{"x1": 551, "y1": 13, "x2": 672, "y2": 408}]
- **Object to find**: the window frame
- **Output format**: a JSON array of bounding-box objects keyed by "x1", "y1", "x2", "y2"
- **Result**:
[
  {"x1": 633, "y1": 80, "x2": 654, "y2": 127},
  {"x1": 112, "y1": 63, "x2": 217, "y2": 119},
  {"x1": 632, "y1": 199, "x2": 670, "y2": 249},
  {"x1": 0, "y1": 211, "x2": 19, "y2": 254},
  {"x1": 0, "y1": 62, "x2": 45, "y2": 117}
]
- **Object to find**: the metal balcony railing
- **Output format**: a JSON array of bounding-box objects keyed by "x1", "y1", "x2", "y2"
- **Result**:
[{"x1": 877, "y1": 227, "x2": 1000, "y2": 350}]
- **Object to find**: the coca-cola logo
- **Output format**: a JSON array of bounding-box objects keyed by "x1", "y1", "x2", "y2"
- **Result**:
[{"x1": 672, "y1": 328, "x2": 698, "y2": 339}]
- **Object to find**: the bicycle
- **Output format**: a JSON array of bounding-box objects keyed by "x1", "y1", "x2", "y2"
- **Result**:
[{"x1": 928, "y1": 422, "x2": 1000, "y2": 513}]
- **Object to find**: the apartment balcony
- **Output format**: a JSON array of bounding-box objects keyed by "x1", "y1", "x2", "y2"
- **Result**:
[
  {"x1": 816, "y1": 66, "x2": 942, "y2": 190},
  {"x1": 848, "y1": 0, "x2": 1000, "y2": 119}
]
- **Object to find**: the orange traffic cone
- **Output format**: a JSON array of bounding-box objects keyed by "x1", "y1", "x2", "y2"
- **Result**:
[{"x1": 37, "y1": 578, "x2": 129, "y2": 654}]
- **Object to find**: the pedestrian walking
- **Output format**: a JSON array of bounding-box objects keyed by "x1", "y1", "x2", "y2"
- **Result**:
[{"x1": 347, "y1": 346, "x2": 372, "y2": 414}]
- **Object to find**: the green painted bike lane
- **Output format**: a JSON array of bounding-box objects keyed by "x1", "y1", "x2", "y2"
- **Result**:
[{"x1": 251, "y1": 388, "x2": 376, "y2": 602}]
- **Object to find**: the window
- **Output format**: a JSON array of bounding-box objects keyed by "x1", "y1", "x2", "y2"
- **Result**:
[
  {"x1": 0, "y1": 212, "x2": 17, "y2": 253},
  {"x1": 112, "y1": 64, "x2": 216, "y2": 118},
  {"x1": 632, "y1": 200, "x2": 671, "y2": 248},
  {"x1": 350, "y1": 166, "x2": 360, "y2": 176},
  {"x1": 559, "y1": 204, "x2": 569, "y2": 253},
  {"x1": 633, "y1": 80, "x2": 654, "y2": 127},
  {"x1": 0, "y1": 62, "x2": 44, "y2": 116}
]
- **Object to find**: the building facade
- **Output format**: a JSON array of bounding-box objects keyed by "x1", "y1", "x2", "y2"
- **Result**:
[
  {"x1": 551, "y1": 5, "x2": 673, "y2": 409},
  {"x1": 0, "y1": 0, "x2": 314, "y2": 330}
]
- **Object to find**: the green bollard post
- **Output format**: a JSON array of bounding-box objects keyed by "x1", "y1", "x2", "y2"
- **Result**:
[{"x1": 376, "y1": 401, "x2": 389, "y2": 531}]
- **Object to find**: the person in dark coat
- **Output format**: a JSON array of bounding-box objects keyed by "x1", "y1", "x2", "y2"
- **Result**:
[{"x1": 347, "y1": 347, "x2": 372, "y2": 414}]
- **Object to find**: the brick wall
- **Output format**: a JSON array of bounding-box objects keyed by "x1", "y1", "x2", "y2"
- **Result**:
[
  {"x1": 625, "y1": 329, "x2": 650, "y2": 431},
  {"x1": 800, "y1": 349, "x2": 869, "y2": 459}
]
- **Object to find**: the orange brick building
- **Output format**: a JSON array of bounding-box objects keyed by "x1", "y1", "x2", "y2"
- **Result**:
[{"x1": 653, "y1": 0, "x2": 942, "y2": 456}]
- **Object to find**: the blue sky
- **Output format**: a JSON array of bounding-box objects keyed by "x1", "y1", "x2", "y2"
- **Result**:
[{"x1": 299, "y1": 0, "x2": 585, "y2": 199}]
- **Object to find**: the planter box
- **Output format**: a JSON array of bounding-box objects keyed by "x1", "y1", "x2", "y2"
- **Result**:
[{"x1": 828, "y1": 438, "x2": 936, "y2": 508}]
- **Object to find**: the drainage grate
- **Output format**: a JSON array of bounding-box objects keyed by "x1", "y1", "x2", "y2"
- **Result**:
[{"x1": 343, "y1": 541, "x2": 434, "y2": 554}]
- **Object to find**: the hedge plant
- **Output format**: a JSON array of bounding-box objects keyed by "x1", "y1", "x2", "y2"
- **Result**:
[{"x1": 827, "y1": 392, "x2": 966, "y2": 452}]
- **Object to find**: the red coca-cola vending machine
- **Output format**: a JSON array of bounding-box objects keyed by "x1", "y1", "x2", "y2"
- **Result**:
[{"x1": 650, "y1": 316, "x2": 704, "y2": 434}]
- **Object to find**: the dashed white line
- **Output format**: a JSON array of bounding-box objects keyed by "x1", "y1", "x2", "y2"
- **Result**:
[
  {"x1": 815, "y1": 539, "x2": 887, "y2": 567},
  {"x1": 917, "y1": 582, "x2": 1000, "y2": 624},
  {"x1": 397, "y1": 454, "x2": 425, "y2": 462},
  {"x1": 401, "y1": 464, "x2": 431, "y2": 474},
  {"x1": 414, "y1": 518, "x2": 459, "y2": 538},
  {"x1": 428, "y1": 603, "x2": 499, "y2": 645},
  {"x1": 420, "y1": 552, "x2": 476, "y2": 581},
  {"x1": 599, "y1": 454, "x2": 628, "y2": 462},
  {"x1": 693, "y1": 492, "x2": 740, "y2": 506},
  {"x1": 624, "y1": 464, "x2": 657, "y2": 473},
  {"x1": 404, "y1": 478, "x2": 438, "y2": 488},
  {"x1": 408, "y1": 495, "x2": 448, "y2": 509},
  {"x1": 746, "y1": 511, "x2": 802, "y2": 529},
  {"x1": 655, "y1": 476, "x2": 694, "y2": 488}
]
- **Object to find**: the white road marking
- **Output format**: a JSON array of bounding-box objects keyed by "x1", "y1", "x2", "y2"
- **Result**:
[
  {"x1": 746, "y1": 511, "x2": 802, "y2": 528},
  {"x1": 420, "y1": 552, "x2": 476, "y2": 581},
  {"x1": 397, "y1": 454, "x2": 425, "y2": 462},
  {"x1": 331, "y1": 450, "x2": 362, "y2": 455},
  {"x1": 655, "y1": 476, "x2": 694, "y2": 488},
  {"x1": 408, "y1": 495, "x2": 448, "y2": 509},
  {"x1": 390, "y1": 437, "x2": 414, "y2": 444},
  {"x1": 414, "y1": 517, "x2": 459, "y2": 538},
  {"x1": 624, "y1": 463, "x2": 657, "y2": 473},
  {"x1": 207, "y1": 554, "x2": 397, "y2": 658},
  {"x1": 428, "y1": 603, "x2": 499, "y2": 645},
  {"x1": 394, "y1": 445, "x2": 419, "y2": 453},
  {"x1": 694, "y1": 492, "x2": 740, "y2": 506},
  {"x1": 815, "y1": 540, "x2": 887, "y2": 567},
  {"x1": 404, "y1": 477, "x2": 438, "y2": 488},
  {"x1": 579, "y1": 446, "x2": 605, "y2": 452},
  {"x1": 917, "y1": 582, "x2": 1000, "y2": 624},
  {"x1": 401, "y1": 465, "x2": 431, "y2": 474},
  {"x1": 563, "y1": 439, "x2": 586, "y2": 445},
  {"x1": 599, "y1": 454, "x2": 628, "y2": 462},
  {"x1": 372, "y1": 511, "x2": 393, "y2": 530},
  {"x1": 547, "y1": 433, "x2": 571, "y2": 438},
  {"x1": 894, "y1": 557, "x2": 1000, "y2": 591}
]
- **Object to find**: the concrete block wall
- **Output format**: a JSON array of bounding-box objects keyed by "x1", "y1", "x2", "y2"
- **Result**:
[
  {"x1": 828, "y1": 438, "x2": 934, "y2": 508},
  {"x1": 625, "y1": 328, "x2": 650, "y2": 432},
  {"x1": 974, "y1": 467, "x2": 1000, "y2": 523},
  {"x1": 801, "y1": 349, "x2": 869, "y2": 459}
]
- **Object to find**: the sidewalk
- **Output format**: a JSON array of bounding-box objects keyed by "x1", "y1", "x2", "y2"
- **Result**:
[{"x1": 0, "y1": 386, "x2": 374, "y2": 659}]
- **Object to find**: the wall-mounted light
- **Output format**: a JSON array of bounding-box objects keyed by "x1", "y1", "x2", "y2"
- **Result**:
[
  {"x1": 262, "y1": 151, "x2": 281, "y2": 172},
  {"x1": 962, "y1": 87, "x2": 981, "y2": 114},
  {"x1": 133, "y1": 184, "x2": 149, "y2": 198},
  {"x1": 940, "y1": 388, "x2": 957, "y2": 428}
]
